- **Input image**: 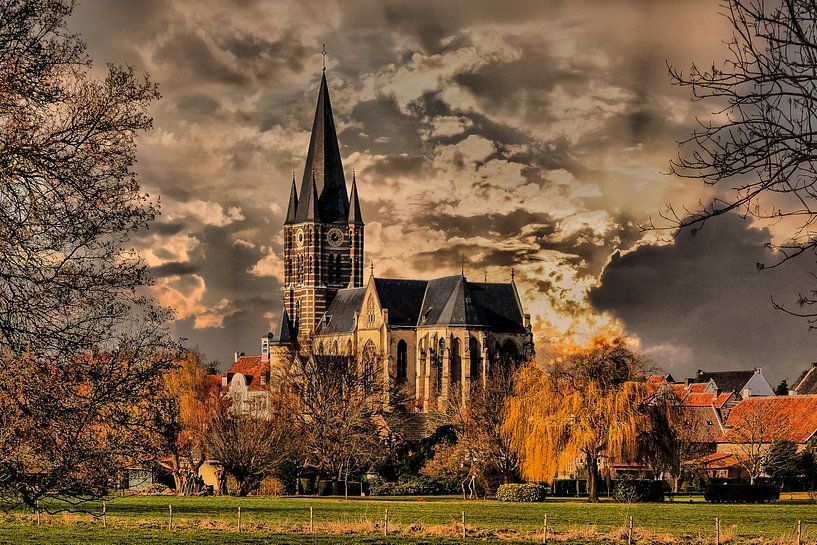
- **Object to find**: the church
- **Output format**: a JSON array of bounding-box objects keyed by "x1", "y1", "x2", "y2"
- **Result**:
[{"x1": 229, "y1": 68, "x2": 534, "y2": 413}]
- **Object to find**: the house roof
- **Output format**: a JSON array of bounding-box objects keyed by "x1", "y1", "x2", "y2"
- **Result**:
[
  {"x1": 694, "y1": 370, "x2": 755, "y2": 393},
  {"x1": 793, "y1": 363, "x2": 817, "y2": 395},
  {"x1": 687, "y1": 382, "x2": 711, "y2": 394},
  {"x1": 225, "y1": 355, "x2": 269, "y2": 391},
  {"x1": 682, "y1": 392, "x2": 717, "y2": 407},
  {"x1": 677, "y1": 405, "x2": 725, "y2": 443},
  {"x1": 719, "y1": 395, "x2": 817, "y2": 444},
  {"x1": 690, "y1": 452, "x2": 742, "y2": 469},
  {"x1": 714, "y1": 391, "x2": 734, "y2": 409}
]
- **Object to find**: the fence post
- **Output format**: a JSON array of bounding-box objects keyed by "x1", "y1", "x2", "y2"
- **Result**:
[
  {"x1": 168, "y1": 504, "x2": 173, "y2": 531},
  {"x1": 102, "y1": 501, "x2": 107, "y2": 529},
  {"x1": 238, "y1": 506, "x2": 241, "y2": 533},
  {"x1": 384, "y1": 508, "x2": 388, "y2": 536},
  {"x1": 627, "y1": 515, "x2": 633, "y2": 545},
  {"x1": 798, "y1": 520, "x2": 802, "y2": 545},
  {"x1": 543, "y1": 514, "x2": 548, "y2": 544},
  {"x1": 462, "y1": 511, "x2": 466, "y2": 539},
  {"x1": 309, "y1": 506, "x2": 313, "y2": 533},
  {"x1": 715, "y1": 518, "x2": 720, "y2": 545}
]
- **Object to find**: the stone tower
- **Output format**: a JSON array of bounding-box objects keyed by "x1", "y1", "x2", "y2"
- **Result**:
[{"x1": 283, "y1": 71, "x2": 364, "y2": 337}]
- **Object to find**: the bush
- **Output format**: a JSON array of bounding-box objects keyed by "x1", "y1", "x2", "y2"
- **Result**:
[
  {"x1": 256, "y1": 477, "x2": 284, "y2": 496},
  {"x1": 704, "y1": 483, "x2": 780, "y2": 503},
  {"x1": 496, "y1": 483, "x2": 547, "y2": 502},
  {"x1": 369, "y1": 475, "x2": 459, "y2": 496},
  {"x1": 613, "y1": 479, "x2": 665, "y2": 502}
]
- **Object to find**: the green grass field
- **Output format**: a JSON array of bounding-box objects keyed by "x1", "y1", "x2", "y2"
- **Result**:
[{"x1": 1, "y1": 494, "x2": 816, "y2": 544}]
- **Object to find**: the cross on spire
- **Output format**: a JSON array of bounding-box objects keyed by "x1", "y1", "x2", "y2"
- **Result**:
[
  {"x1": 370, "y1": 261, "x2": 375, "y2": 277},
  {"x1": 459, "y1": 255, "x2": 466, "y2": 276},
  {"x1": 320, "y1": 43, "x2": 327, "y2": 71}
]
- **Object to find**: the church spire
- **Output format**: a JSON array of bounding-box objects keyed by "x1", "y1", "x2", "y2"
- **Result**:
[
  {"x1": 295, "y1": 70, "x2": 348, "y2": 223},
  {"x1": 299, "y1": 171, "x2": 321, "y2": 221},
  {"x1": 284, "y1": 172, "x2": 298, "y2": 224},
  {"x1": 348, "y1": 171, "x2": 364, "y2": 225}
]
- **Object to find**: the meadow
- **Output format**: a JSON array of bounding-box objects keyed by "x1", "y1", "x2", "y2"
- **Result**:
[{"x1": 1, "y1": 494, "x2": 815, "y2": 544}]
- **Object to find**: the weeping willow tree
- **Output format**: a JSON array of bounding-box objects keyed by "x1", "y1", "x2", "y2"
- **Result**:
[{"x1": 504, "y1": 336, "x2": 651, "y2": 502}]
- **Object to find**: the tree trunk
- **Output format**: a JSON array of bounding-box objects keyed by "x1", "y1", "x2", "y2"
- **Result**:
[{"x1": 587, "y1": 452, "x2": 600, "y2": 503}]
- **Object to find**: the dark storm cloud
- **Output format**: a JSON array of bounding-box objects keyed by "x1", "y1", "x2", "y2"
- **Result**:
[
  {"x1": 150, "y1": 262, "x2": 200, "y2": 278},
  {"x1": 412, "y1": 243, "x2": 540, "y2": 273},
  {"x1": 363, "y1": 155, "x2": 431, "y2": 179},
  {"x1": 454, "y1": 46, "x2": 587, "y2": 123},
  {"x1": 155, "y1": 30, "x2": 250, "y2": 86},
  {"x1": 341, "y1": 95, "x2": 427, "y2": 155},
  {"x1": 589, "y1": 214, "x2": 817, "y2": 384},
  {"x1": 176, "y1": 94, "x2": 222, "y2": 118},
  {"x1": 415, "y1": 209, "x2": 557, "y2": 239}
]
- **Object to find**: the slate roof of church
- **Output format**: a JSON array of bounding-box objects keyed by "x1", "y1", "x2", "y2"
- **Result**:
[
  {"x1": 316, "y1": 275, "x2": 525, "y2": 335},
  {"x1": 294, "y1": 72, "x2": 349, "y2": 223},
  {"x1": 316, "y1": 287, "x2": 367, "y2": 334}
]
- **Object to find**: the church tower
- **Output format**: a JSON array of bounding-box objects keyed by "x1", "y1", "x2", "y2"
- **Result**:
[{"x1": 283, "y1": 70, "x2": 364, "y2": 337}]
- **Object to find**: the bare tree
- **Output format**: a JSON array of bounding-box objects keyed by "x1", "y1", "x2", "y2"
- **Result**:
[
  {"x1": 722, "y1": 401, "x2": 783, "y2": 483},
  {"x1": 662, "y1": 0, "x2": 817, "y2": 319},
  {"x1": 0, "y1": 0, "x2": 174, "y2": 508},
  {"x1": 277, "y1": 347, "x2": 390, "y2": 497},
  {"x1": 205, "y1": 396, "x2": 292, "y2": 497}
]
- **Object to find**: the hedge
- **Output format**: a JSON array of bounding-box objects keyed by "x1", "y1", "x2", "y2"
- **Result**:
[
  {"x1": 495, "y1": 483, "x2": 547, "y2": 502},
  {"x1": 368, "y1": 476, "x2": 459, "y2": 496},
  {"x1": 613, "y1": 479, "x2": 665, "y2": 502},
  {"x1": 704, "y1": 483, "x2": 780, "y2": 503}
]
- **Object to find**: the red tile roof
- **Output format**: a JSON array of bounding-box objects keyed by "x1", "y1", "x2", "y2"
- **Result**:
[
  {"x1": 682, "y1": 392, "x2": 716, "y2": 407},
  {"x1": 714, "y1": 392, "x2": 734, "y2": 409},
  {"x1": 687, "y1": 382, "x2": 711, "y2": 394},
  {"x1": 719, "y1": 395, "x2": 817, "y2": 444},
  {"x1": 690, "y1": 452, "x2": 742, "y2": 469},
  {"x1": 226, "y1": 355, "x2": 269, "y2": 392}
]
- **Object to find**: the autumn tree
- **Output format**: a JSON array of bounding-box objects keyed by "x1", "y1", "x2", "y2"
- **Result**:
[
  {"x1": 156, "y1": 350, "x2": 218, "y2": 495},
  {"x1": 278, "y1": 349, "x2": 391, "y2": 497},
  {"x1": 504, "y1": 336, "x2": 651, "y2": 502},
  {"x1": 0, "y1": 0, "x2": 173, "y2": 508},
  {"x1": 663, "y1": 0, "x2": 817, "y2": 320}
]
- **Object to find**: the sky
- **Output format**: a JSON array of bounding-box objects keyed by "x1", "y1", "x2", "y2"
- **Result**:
[{"x1": 71, "y1": 0, "x2": 817, "y2": 384}]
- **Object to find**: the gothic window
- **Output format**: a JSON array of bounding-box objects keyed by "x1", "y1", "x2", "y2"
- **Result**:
[
  {"x1": 396, "y1": 340, "x2": 408, "y2": 382},
  {"x1": 366, "y1": 296, "x2": 376, "y2": 326},
  {"x1": 361, "y1": 340, "x2": 377, "y2": 389},
  {"x1": 450, "y1": 337, "x2": 461, "y2": 384},
  {"x1": 436, "y1": 338, "x2": 445, "y2": 392},
  {"x1": 346, "y1": 339, "x2": 352, "y2": 355},
  {"x1": 331, "y1": 340, "x2": 339, "y2": 355},
  {"x1": 469, "y1": 336, "x2": 481, "y2": 382}
]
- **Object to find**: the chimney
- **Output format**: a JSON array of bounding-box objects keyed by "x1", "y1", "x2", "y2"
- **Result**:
[{"x1": 234, "y1": 351, "x2": 245, "y2": 362}]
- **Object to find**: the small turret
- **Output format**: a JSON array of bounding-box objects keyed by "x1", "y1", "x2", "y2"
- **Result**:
[
  {"x1": 284, "y1": 174, "x2": 298, "y2": 224},
  {"x1": 348, "y1": 172, "x2": 364, "y2": 226}
]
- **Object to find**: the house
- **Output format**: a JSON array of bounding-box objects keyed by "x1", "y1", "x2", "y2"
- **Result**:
[
  {"x1": 691, "y1": 368, "x2": 775, "y2": 399},
  {"x1": 690, "y1": 452, "x2": 749, "y2": 480},
  {"x1": 717, "y1": 395, "x2": 817, "y2": 456}
]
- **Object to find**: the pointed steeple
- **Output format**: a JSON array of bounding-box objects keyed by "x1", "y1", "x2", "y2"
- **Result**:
[
  {"x1": 270, "y1": 306, "x2": 295, "y2": 345},
  {"x1": 295, "y1": 71, "x2": 349, "y2": 223},
  {"x1": 348, "y1": 171, "x2": 364, "y2": 225},
  {"x1": 299, "y1": 171, "x2": 321, "y2": 221},
  {"x1": 284, "y1": 173, "x2": 298, "y2": 224}
]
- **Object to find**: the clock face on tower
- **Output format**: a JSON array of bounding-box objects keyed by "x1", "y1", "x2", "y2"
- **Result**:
[
  {"x1": 295, "y1": 228, "x2": 305, "y2": 248},
  {"x1": 327, "y1": 227, "x2": 344, "y2": 247}
]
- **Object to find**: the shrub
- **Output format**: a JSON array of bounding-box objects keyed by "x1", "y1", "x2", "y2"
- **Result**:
[
  {"x1": 704, "y1": 483, "x2": 780, "y2": 503},
  {"x1": 495, "y1": 483, "x2": 547, "y2": 502},
  {"x1": 613, "y1": 479, "x2": 665, "y2": 502},
  {"x1": 369, "y1": 475, "x2": 459, "y2": 496},
  {"x1": 256, "y1": 477, "x2": 284, "y2": 496}
]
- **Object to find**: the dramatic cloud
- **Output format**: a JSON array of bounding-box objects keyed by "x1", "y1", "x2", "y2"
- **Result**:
[
  {"x1": 69, "y1": 0, "x2": 817, "y2": 378},
  {"x1": 590, "y1": 214, "x2": 817, "y2": 384}
]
